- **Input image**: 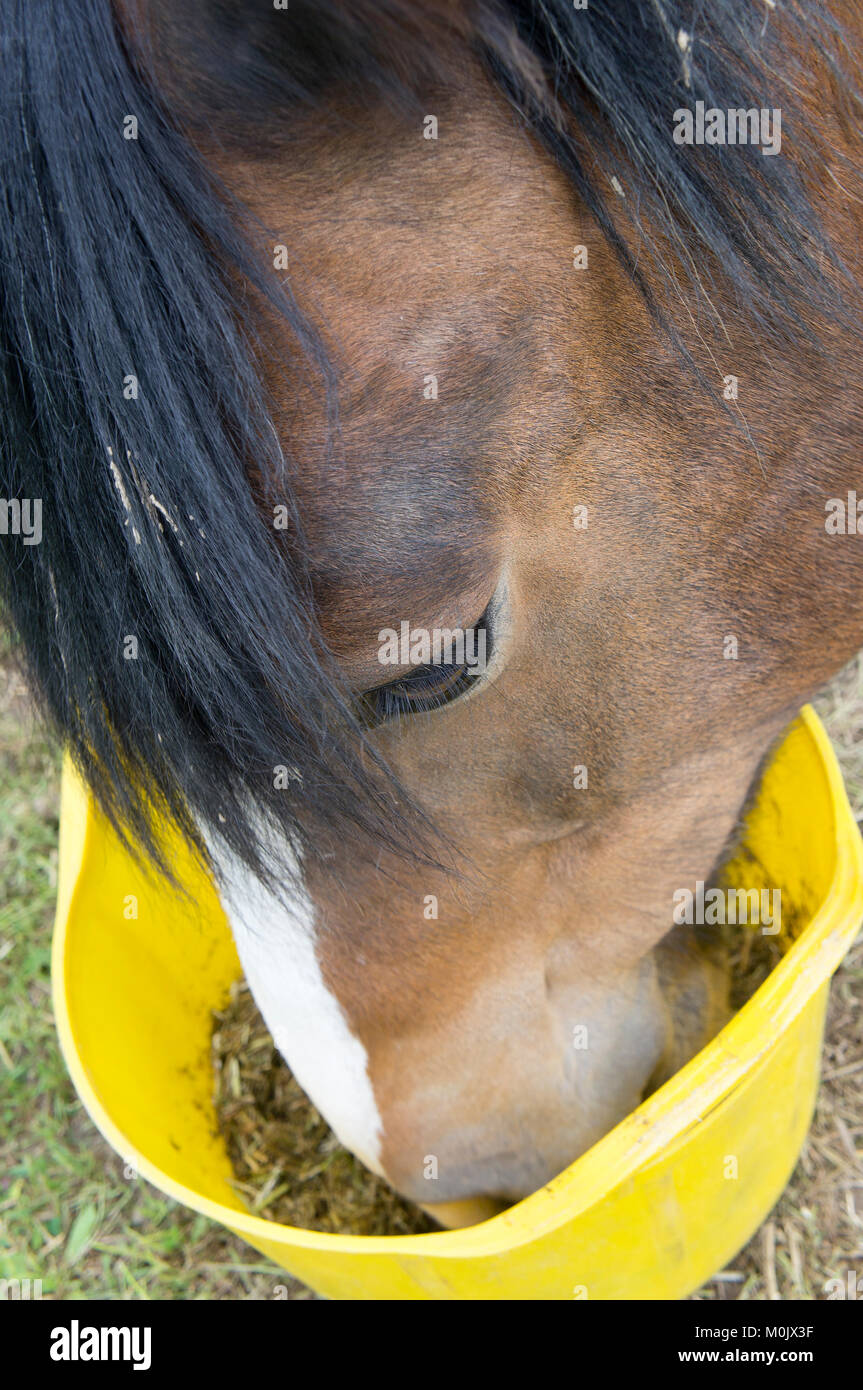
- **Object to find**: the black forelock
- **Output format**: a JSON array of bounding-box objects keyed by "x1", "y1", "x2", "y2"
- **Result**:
[
  {"x1": 0, "y1": 0, "x2": 436, "y2": 898},
  {"x1": 0, "y1": 0, "x2": 859, "y2": 895}
]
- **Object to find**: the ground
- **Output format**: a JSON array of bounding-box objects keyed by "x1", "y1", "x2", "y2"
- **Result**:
[{"x1": 0, "y1": 630, "x2": 861, "y2": 1300}]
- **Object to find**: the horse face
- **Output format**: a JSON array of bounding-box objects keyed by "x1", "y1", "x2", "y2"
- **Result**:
[
  {"x1": 192, "y1": 40, "x2": 863, "y2": 1216},
  {"x1": 7, "y1": 1, "x2": 863, "y2": 1228}
]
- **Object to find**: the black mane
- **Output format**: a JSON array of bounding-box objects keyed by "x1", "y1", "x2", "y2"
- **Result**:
[{"x1": 1, "y1": 0, "x2": 858, "y2": 895}]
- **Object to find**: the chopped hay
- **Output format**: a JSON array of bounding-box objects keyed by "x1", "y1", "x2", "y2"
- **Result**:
[
  {"x1": 211, "y1": 980, "x2": 436, "y2": 1236},
  {"x1": 725, "y1": 918, "x2": 786, "y2": 1013}
]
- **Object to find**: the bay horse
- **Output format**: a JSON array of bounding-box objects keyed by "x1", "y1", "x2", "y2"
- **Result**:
[{"x1": 2, "y1": 0, "x2": 863, "y2": 1229}]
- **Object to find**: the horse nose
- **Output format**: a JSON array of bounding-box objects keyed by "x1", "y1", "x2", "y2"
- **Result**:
[{"x1": 383, "y1": 1138, "x2": 562, "y2": 1218}]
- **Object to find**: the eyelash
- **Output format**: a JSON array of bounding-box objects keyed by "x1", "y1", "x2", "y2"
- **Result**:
[{"x1": 358, "y1": 612, "x2": 492, "y2": 726}]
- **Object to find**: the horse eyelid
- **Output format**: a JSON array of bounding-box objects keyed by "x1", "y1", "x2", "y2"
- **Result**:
[
  {"x1": 360, "y1": 565, "x2": 512, "y2": 723},
  {"x1": 358, "y1": 612, "x2": 494, "y2": 725}
]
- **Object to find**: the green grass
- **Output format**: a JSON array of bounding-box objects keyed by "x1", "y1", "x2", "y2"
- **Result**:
[{"x1": 0, "y1": 640, "x2": 308, "y2": 1300}]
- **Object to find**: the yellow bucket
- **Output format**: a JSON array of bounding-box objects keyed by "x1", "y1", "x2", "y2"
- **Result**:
[{"x1": 51, "y1": 706, "x2": 863, "y2": 1300}]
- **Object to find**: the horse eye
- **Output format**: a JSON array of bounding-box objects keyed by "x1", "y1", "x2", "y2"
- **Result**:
[{"x1": 357, "y1": 611, "x2": 492, "y2": 726}]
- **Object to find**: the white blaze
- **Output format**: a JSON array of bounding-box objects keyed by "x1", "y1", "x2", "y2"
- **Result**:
[{"x1": 207, "y1": 840, "x2": 385, "y2": 1176}]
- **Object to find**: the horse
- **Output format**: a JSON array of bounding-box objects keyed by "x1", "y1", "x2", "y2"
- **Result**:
[{"x1": 2, "y1": 0, "x2": 862, "y2": 1230}]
